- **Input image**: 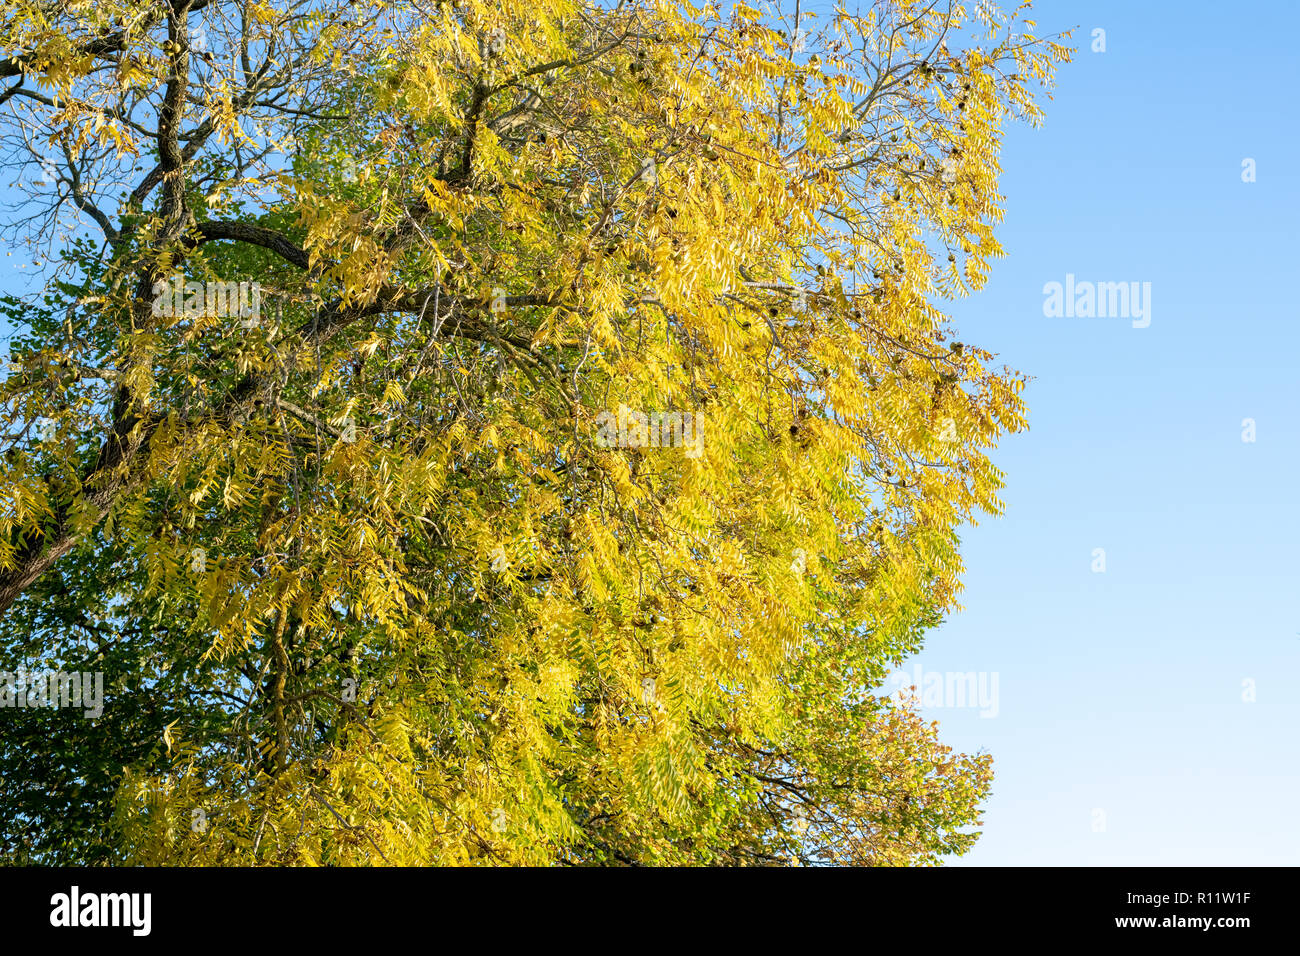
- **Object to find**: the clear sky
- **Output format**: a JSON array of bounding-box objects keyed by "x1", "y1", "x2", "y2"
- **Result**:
[
  {"x1": 2, "y1": 0, "x2": 1295, "y2": 866},
  {"x1": 901, "y1": 0, "x2": 1300, "y2": 865}
]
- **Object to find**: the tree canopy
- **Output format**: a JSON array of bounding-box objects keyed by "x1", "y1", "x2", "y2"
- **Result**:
[{"x1": 0, "y1": 0, "x2": 1067, "y2": 865}]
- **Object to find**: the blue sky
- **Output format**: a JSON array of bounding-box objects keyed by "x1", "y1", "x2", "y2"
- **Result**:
[{"x1": 902, "y1": 0, "x2": 1300, "y2": 865}]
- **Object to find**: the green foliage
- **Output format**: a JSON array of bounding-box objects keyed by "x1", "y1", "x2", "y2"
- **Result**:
[{"x1": 0, "y1": 0, "x2": 1068, "y2": 865}]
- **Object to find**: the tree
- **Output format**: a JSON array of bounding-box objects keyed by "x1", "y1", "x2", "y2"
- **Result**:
[{"x1": 0, "y1": 0, "x2": 1068, "y2": 865}]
